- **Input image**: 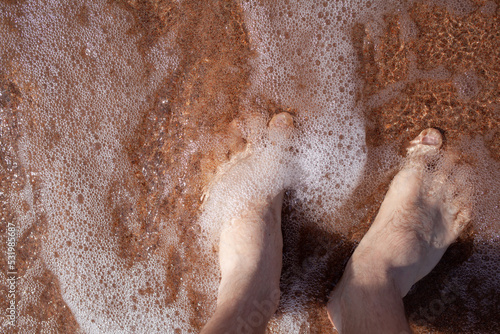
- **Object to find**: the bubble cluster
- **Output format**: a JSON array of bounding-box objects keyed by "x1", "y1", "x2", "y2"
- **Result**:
[
  {"x1": 238, "y1": 0, "x2": 378, "y2": 228},
  {"x1": 1, "y1": 0, "x2": 185, "y2": 332}
]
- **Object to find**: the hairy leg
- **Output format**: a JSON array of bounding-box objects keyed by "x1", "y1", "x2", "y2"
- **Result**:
[{"x1": 327, "y1": 128, "x2": 472, "y2": 334}]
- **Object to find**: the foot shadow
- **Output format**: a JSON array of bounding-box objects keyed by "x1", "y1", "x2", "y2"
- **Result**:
[
  {"x1": 404, "y1": 229, "x2": 500, "y2": 333},
  {"x1": 276, "y1": 190, "x2": 357, "y2": 332}
]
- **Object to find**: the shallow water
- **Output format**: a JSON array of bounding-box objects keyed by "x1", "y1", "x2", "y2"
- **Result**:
[{"x1": 0, "y1": 0, "x2": 499, "y2": 333}]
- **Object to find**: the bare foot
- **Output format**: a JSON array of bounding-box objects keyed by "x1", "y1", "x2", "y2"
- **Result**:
[
  {"x1": 327, "y1": 128, "x2": 472, "y2": 333},
  {"x1": 201, "y1": 112, "x2": 294, "y2": 334}
]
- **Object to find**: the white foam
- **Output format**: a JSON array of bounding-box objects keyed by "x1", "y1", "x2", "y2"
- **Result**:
[{"x1": 2, "y1": 0, "x2": 187, "y2": 332}]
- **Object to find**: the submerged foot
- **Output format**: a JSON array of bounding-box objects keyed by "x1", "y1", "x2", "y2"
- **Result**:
[
  {"x1": 201, "y1": 112, "x2": 294, "y2": 334},
  {"x1": 327, "y1": 128, "x2": 472, "y2": 333}
]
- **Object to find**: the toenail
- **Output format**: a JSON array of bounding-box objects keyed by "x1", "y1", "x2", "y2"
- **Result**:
[
  {"x1": 422, "y1": 135, "x2": 440, "y2": 145},
  {"x1": 420, "y1": 128, "x2": 442, "y2": 146}
]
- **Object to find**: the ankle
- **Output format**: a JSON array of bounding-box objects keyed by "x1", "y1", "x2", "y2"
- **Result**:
[
  {"x1": 328, "y1": 264, "x2": 410, "y2": 333},
  {"x1": 350, "y1": 228, "x2": 424, "y2": 297},
  {"x1": 203, "y1": 289, "x2": 279, "y2": 334}
]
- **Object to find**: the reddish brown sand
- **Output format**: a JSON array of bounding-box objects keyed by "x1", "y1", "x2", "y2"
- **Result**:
[{"x1": 0, "y1": 0, "x2": 499, "y2": 333}]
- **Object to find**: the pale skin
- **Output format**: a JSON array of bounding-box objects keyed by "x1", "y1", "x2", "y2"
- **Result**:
[
  {"x1": 201, "y1": 118, "x2": 471, "y2": 334},
  {"x1": 201, "y1": 112, "x2": 292, "y2": 334}
]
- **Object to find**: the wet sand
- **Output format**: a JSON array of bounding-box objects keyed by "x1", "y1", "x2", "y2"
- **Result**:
[{"x1": 0, "y1": 0, "x2": 499, "y2": 333}]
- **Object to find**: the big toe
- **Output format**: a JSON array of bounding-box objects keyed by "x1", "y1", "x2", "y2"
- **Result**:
[
  {"x1": 269, "y1": 112, "x2": 294, "y2": 129},
  {"x1": 408, "y1": 128, "x2": 443, "y2": 155},
  {"x1": 268, "y1": 112, "x2": 295, "y2": 144}
]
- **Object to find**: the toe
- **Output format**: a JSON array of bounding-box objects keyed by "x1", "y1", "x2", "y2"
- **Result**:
[
  {"x1": 269, "y1": 112, "x2": 294, "y2": 129},
  {"x1": 409, "y1": 128, "x2": 443, "y2": 148},
  {"x1": 268, "y1": 112, "x2": 295, "y2": 144},
  {"x1": 407, "y1": 128, "x2": 443, "y2": 157},
  {"x1": 420, "y1": 128, "x2": 443, "y2": 147}
]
